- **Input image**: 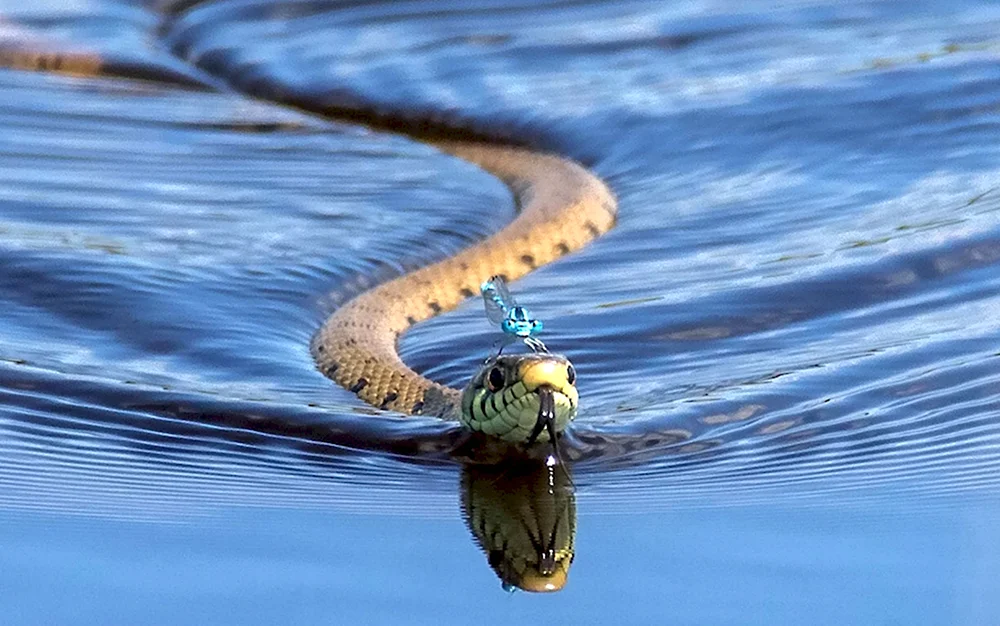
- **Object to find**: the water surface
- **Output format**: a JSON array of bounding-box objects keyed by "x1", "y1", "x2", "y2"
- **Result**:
[{"x1": 2, "y1": 0, "x2": 1000, "y2": 623}]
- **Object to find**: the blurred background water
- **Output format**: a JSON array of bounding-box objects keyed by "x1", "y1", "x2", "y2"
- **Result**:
[{"x1": 2, "y1": 0, "x2": 1000, "y2": 623}]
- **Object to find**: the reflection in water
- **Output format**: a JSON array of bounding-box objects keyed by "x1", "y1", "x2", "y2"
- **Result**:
[{"x1": 461, "y1": 461, "x2": 575, "y2": 593}]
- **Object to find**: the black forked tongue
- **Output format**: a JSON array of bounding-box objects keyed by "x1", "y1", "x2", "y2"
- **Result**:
[{"x1": 526, "y1": 386, "x2": 557, "y2": 446}]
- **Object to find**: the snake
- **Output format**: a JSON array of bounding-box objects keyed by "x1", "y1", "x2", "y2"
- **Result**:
[
  {"x1": 0, "y1": 16, "x2": 619, "y2": 594},
  {"x1": 311, "y1": 140, "x2": 617, "y2": 443},
  {"x1": 0, "y1": 27, "x2": 617, "y2": 446}
]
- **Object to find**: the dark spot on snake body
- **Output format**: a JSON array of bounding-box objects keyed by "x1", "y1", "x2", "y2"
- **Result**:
[
  {"x1": 412, "y1": 401, "x2": 424, "y2": 414},
  {"x1": 316, "y1": 344, "x2": 324, "y2": 352},
  {"x1": 406, "y1": 316, "x2": 417, "y2": 326},
  {"x1": 520, "y1": 254, "x2": 536, "y2": 268},
  {"x1": 460, "y1": 287, "x2": 475, "y2": 297},
  {"x1": 555, "y1": 241, "x2": 571, "y2": 255},
  {"x1": 324, "y1": 363, "x2": 338, "y2": 375},
  {"x1": 459, "y1": 262, "x2": 469, "y2": 270},
  {"x1": 497, "y1": 273, "x2": 509, "y2": 283},
  {"x1": 585, "y1": 221, "x2": 601, "y2": 237},
  {"x1": 350, "y1": 378, "x2": 368, "y2": 393},
  {"x1": 380, "y1": 392, "x2": 398, "y2": 409},
  {"x1": 428, "y1": 301, "x2": 442, "y2": 314}
]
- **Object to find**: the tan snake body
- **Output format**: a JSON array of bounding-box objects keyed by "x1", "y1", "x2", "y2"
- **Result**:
[{"x1": 311, "y1": 140, "x2": 617, "y2": 421}]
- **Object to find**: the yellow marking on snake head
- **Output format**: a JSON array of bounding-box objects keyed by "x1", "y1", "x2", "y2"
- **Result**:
[{"x1": 518, "y1": 358, "x2": 577, "y2": 397}]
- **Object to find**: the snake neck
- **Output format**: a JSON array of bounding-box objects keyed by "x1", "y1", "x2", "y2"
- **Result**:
[{"x1": 312, "y1": 140, "x2": 617, "y2": 419}]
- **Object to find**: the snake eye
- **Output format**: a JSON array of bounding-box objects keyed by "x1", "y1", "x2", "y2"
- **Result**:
[
  {"x1": 566, "y1": 364, "x2": 576, "y2": 386},
  {"x1": 487, "y1": 366, "x2": 505, "y2": 392}
]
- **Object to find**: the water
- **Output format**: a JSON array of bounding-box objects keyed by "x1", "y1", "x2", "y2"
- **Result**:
[{"x1": 2, "y1": 0, "x2": 1000, "y2": 622}]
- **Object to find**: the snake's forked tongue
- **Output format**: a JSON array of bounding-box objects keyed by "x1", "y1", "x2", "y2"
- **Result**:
[{"x1": 526, "y1": 386, "x2": 557, "y2": 446}]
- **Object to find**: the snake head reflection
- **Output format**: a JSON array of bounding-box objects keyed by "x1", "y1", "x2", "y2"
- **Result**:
[{"x1": 461, "y1": 461, "x2": 576, "y2": 593}]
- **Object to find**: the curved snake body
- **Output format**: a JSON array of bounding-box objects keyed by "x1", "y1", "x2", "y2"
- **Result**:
[{"x1": 311, "y1": 140, "x2": 617, "y2": 423}]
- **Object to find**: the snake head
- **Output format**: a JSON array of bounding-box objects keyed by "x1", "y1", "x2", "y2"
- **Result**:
[{"x1": 460, "y1": 353, "x2": 578, "y2": 443}]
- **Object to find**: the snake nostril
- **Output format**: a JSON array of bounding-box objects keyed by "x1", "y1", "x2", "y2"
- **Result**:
[
  {"x1": 487, "y1": 366, "x2": 505, "y2": 392},
  {"x1": 566, "y1": 364, "x2": 576, "y2": 386}
]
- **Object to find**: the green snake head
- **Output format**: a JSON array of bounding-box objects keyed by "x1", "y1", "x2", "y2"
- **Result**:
[{"x1": 460, "y1": 353, "x2": 578, "y2": 443}]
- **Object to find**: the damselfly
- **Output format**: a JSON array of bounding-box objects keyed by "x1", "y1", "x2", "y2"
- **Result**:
[{"x1": 480, "y1": 275, "x2": 547, "y2": 354}]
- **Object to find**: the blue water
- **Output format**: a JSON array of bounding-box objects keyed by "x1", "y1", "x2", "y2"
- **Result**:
[
  {"x1": 2, "y1": 0, "x2": 1000, "y2": 623},
  {"x1": 6, "y1": 504, "x2": 999, "y2": 624}
]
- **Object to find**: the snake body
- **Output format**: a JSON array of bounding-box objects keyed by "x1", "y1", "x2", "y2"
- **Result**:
[
  {"x1": 0, "y1": 39, "x2": 618, "y2": 440},
  {"x1": 311, "y1": 140, "x2": 617, "y2": 426}
]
